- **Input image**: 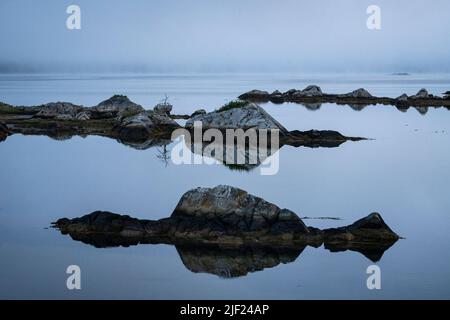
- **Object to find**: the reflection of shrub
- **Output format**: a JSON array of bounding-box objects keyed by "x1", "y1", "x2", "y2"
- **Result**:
[{"x1": 216, "y1": 100, "x2": 248, "y2": 112}]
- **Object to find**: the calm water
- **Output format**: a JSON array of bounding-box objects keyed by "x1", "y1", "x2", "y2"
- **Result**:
[{"x1": 1, "y1": 73, "x2": 450, "y2": 299}]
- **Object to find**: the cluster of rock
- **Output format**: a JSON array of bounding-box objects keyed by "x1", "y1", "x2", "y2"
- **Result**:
[
  {"x1": 0, "y1": 94, "x2": 364, "y2": 149},
  {"x1": 0, "y1": 95, "x2": 180, "y2": 143},
  {"x1": 53, "y1": 185, "x2": 399, "y2": 249},
  {"x1": 184, "y1": 102, "x2": 363, "y2": 147},
  {"x1": 238, "y1": 86, "x2": 450, "y2": 107}
]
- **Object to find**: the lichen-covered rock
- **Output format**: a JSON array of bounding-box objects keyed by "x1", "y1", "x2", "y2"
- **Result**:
[
  {"x1": 34, "y1": 102, "x2": 83, "y2": 120},
  {"x1": 172, "y1": 185, "x2": 309, "y2": 235},
  {"x1": 185, "y1": 103, "x2": 288, "y2": 133},
  {"x1": 91, "y1": 95, "x2": 144, "y2": 119}
]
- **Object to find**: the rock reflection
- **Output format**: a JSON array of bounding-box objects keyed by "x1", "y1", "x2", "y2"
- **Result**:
[{"x1": 56, "y1": 231, "x2": 397, "y2": 278}]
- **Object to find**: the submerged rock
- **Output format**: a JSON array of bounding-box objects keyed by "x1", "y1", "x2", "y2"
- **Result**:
[
  {"x1": 92, "y1": 95, "x2": 144, "y2": 119},
  {"x1": 34, "y1": 102, "x2": 84, "y2": 120},
  {"x1": 185, "y1": 103, "x2": 288, "y2": 133}
]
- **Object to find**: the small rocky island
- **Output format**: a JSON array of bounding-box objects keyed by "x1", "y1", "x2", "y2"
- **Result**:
[
  {"x1": 0, "y1": 96, "x2": 364, "y2": 148},
  {"x1": 238, "y1": 86, "x2": 450, "y2": 108},
  {"x1": 53, "y1": 185, "x2": 399, "y2": 254}
]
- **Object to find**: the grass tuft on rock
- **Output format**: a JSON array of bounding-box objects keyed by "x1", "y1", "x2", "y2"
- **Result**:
[{"x1": 216, "y1": 100, "x2": 248, "y2": 112}]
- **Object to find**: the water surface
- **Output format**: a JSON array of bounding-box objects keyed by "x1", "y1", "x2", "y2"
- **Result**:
[{"x1": 1, "y1": 73, "x2": 450, "y2": 299}]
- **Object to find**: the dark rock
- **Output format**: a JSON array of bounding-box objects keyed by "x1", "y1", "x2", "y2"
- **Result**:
[
  {"x1": 238, "y1": 90, "x2": 270, "y2": 101},
  {"x1": 190, "y1": 109, "x2": 207, "y2": 117},
  {"x1": 0, "y1": 121, "x2": 9, "y2": 141},
  {"x1": 323, "y1": 212, "x2": 399, "y2": 242},
  {"x1": 270, "y1": 90, "x2": 284, "y2": 103}
]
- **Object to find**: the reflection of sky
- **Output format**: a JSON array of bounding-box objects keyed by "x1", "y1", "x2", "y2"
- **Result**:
[
  {"x1": 1, "y1": 0, "x2": 450, "y2": 72},
  {"x1": 1, "y1": 74, "x2": 450, "y2": 298}
]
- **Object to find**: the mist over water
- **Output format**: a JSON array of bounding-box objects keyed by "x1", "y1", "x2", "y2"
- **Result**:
[{"x1": 1, "y1": 0, "x2": 450, "y2": 73}]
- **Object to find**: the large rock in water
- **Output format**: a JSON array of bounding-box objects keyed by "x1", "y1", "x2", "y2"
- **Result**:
[
  {"x1": 116, "y1": 110, "x2": 180, "y2": 141},
  {"x1": 91, "y1": 95, "x2": 144, "y2": 119},
  {"x1": 185, "y1": 103, "x2": 288, "y2": 133},
  {"x1": 171, "y1": 185, "x2": 309, "y2": 237},
  {"x1": 34, "y1": 102, "x2": 84, "y2": 120}
]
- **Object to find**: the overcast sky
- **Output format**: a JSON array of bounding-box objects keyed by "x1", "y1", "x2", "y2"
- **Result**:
[{"x1": 0, "y1": 0, "x2": 449, "y2": 73}]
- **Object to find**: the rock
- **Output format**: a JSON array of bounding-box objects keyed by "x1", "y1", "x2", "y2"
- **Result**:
[
  {"x1": 34, "y1": 102, "x2": 83, "y2": 120},
  {"x1": 341, "y1": 88, "x2": 373, "y2": 98},
  {"x1": 0, "y1": 122, "x2": 9, "y2": 141},
  {"x1": 270, "y1": 90, "x2": 284, "y2": 103},
  {"x1": 116, "y1": 110, "x2": 180, "y2": 141},
  {"x1": 396, "y1": 93, "x2": 409, "y2": 101},
  {"x1": 153, "y1": 102, "x2": 173, "y2": 115},
  {"x1": 190, "y1": 109, "x2": 206, "y2": 117},
  {"x1": 91, "y1": 95, "x2": 144, "y2": 119},
  {"x1": 323, "y1": 212, "x2": 399, "y2": 242},
  {"x1": 238, "y1": 90, "x2": 270, "y2": 101},
  {"x1": 185, "y1": 103, "x2": 288, "y2": 133},
  {"x1": 283, "y1": 89, "x2": 299, "y2": 96},
  {"x1": 443, "y1": 91, "x2": 450, "y2": 99},
  {"x1": 410, "y1": 88, "x2": 429, "y2": 99},
  {"x1": 172, "y1": 185, "x2": 309, "y2": 236},
  {"x1": 300, "y1": 85, "x2": 323, "y2": 97}
]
